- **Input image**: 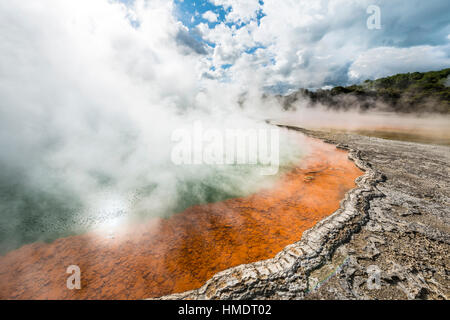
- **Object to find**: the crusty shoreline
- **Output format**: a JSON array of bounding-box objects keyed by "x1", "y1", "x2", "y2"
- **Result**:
[{"x1": 158, "y1": 126, "x2": 449, "y2": 300}]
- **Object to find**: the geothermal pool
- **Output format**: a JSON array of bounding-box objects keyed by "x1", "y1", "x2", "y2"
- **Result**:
[{"x1": 0, "y1": 135, "x2": 363, "y2": 299}]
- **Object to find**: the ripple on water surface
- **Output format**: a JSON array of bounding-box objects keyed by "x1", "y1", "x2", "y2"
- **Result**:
[{"x1": 0, "y1": 135, "x2": 363, "y2": 299}]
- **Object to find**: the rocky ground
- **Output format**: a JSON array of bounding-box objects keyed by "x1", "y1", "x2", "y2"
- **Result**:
[{"x1": 160, "y1": 126, "x2": 449, "y2": 300}]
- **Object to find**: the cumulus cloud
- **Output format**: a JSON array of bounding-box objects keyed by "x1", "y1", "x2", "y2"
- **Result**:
[
  {"x1": 202, "y1": 10, "x2": 218, "y2": 22},
  {"x1": 349, "y1": 45, "x2": 450, "y2": 81},
  {"x1": 176, "y1": 25, "x2": 209, "y2": 55},
  {"x1": 200, "y1": 0, "x2": 450, "y2": 91},
  {"x1": 209, "y1": 0, "x2": 261, "y2": 24}
]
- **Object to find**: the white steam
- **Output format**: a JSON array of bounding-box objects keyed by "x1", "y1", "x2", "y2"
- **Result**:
[{"x1": 0, "y1": 0, "x2": 304, "y2": 253}]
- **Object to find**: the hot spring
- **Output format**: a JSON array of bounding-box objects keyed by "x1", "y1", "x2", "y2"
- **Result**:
[{"x1": 0, "y1": 130, "x2": 363, "y2": 299}]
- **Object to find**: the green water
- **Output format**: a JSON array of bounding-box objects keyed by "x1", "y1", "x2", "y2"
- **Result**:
[{"x1": 0, "y1": 134, "x2": 304, "y2": 255}]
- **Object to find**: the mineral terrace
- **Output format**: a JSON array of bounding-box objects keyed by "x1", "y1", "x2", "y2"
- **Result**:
[{"x1": 160, "y1": 126, "x2": 450, "y2": 300}]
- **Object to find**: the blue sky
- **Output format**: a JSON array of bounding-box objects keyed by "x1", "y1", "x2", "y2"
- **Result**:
[
  {"x1": 173, "y1": 0, "x2": 264, "y2": 29},
  {"x1": 175, "y1": 0, "x2": 227, "y2": 29},
  {"x1": 172, "y1": 0, "x2": 266, "y2": 63},
  {"x1": 117, "y1": 0, "x2": 450, "y2": 92}
]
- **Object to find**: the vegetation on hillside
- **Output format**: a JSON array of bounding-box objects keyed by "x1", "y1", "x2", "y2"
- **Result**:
[{"x1": 278, "y1": 68, "x2": 450, "y2": 113}]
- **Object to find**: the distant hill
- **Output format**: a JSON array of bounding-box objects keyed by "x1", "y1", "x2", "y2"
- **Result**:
[{"x1": 277, "y1": 68, "x2": 450, "y2": 113}]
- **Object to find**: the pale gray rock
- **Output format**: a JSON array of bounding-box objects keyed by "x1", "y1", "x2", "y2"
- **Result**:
[{"x1": 158, "y1": 127, "x2": 449, "y2": 300}]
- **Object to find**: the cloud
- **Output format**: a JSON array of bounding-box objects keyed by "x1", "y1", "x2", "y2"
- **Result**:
[
  {"x1": 202, "y1": 10, "x2": 218, "y2": 22},
  {"x1": 348, "y1": 45, "x2": 450, "y2": 81},
  {"x1": 197, "y1": 19, "x2": 260, "y2": 68},
  {"x1": 199, "y1": 0, "x2": 450, "y2": 91},
  {"x1": 209, "y1": 0, "x2": 261, "y2": 24},
  {"x1": 175, "y1": 25, "x2": 209, "y2": 55}
]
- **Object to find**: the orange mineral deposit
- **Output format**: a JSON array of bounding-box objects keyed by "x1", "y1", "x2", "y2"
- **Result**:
[{"x1": 0, "y1": 136, "x2": 363, "y2": 299}]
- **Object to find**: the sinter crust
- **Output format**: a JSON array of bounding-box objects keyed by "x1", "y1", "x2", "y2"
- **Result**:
[{"x1": 157, "y1": 127, "x2": 449, "y2": 300}]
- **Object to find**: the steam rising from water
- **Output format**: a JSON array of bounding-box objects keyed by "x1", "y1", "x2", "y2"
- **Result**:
[
  {"x1": 1, "y1": 1, "x2": 448, "y2": 255},
  {"x1": 0, "y1": 1, "x2": 305, "y2": 254},
  {"x1": 270, "y1": 104, "x2": 450, "y2": 144}
]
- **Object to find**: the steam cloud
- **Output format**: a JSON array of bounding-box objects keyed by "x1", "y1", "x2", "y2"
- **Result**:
[
  {"x1": 0, "y1": 0, "x2": 304, "y2": 253},
  {"x1": 1, "y1": 1, "x2": 447, "y2": 254}
]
